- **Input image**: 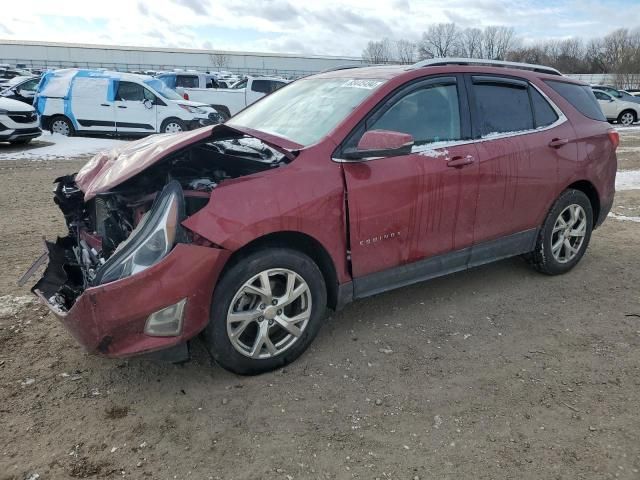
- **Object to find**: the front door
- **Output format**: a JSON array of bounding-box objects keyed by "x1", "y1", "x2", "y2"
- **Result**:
[
  {"x1": 593, "y1": 90, "x2": 617, "y2": 119},
  {"x1": 113, "y1": 81, "x2": 157, "y2": 133},
  {"x1": 339, "y1": 76, "x2": 479, "y2": 295}
]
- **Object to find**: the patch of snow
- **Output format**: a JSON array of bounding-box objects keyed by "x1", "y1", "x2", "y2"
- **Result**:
[
  {"x1": 615, "y1": 170, "x2": 640, "y2": 190},
  {"x1": 616, "y1": 125, "x2": 640, "y2": 132},
  {"x1": 0, "y1": 295, "x2": 34, "y2": 317},
  {"x1": 0, "y1": 131, "x2": 128, "y2": 161},
  {"x1": 412, "y1": 145, "x2": 448, "y2": 158},
  {"x1": 609, "y1": 212, "x2": 640, "y2": 223}
]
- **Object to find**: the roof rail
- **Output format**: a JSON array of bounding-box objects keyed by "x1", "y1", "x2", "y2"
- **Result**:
[
  {"x1": 408, "y1": 58, "x2": 562, "y2": 76},
  {"x1": 319, "y1": 64, "x2": 372, "y2": 74}
]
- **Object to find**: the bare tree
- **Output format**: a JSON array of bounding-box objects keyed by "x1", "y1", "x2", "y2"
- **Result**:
[
  {"x1": 395, "y1": 39, "x2": 416, "y2": 64},
  {"x1": 482, "y1": 26, "x2": 515, "y2": 60},
  {"x1": 418, "y1": 23, "x2": 459, "y2": 59},
  {"x1": 460, "y1": 28, "x2": 484, "y2": 58},
  {"x1": 210, "y1": 53, "x2": 231, "y2": 70},
  {"x1": 361, "y1": 38, "x2": 393, "y2": 63}
]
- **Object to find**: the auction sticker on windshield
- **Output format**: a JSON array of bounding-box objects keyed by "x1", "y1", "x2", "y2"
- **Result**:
[{"x1": 341, "y1": 79, "x2": 383, "y2": 89}]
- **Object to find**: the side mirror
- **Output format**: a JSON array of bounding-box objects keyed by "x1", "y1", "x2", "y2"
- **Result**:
[
  {"x1": 343, "y1": 130, "x2": 414, "y2": 160},
  {"x1": 143, "y1": 98, "x2": 154, "y2": 109},
  {"x1": 609, "y1": 98, "x2": 615, "y2": 102}
]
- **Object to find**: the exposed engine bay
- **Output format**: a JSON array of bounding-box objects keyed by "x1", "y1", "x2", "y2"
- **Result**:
[{"x1": 33, "y1": 135, "x2": 288, "y2": 312}]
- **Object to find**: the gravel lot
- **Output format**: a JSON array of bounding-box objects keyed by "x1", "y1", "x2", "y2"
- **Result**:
[{"x1": 1, "y1": 130, "x2": 639, "y2": 480}]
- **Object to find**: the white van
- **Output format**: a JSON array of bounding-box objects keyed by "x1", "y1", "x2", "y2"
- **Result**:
[{"x1": 35, "y1": 69, "x2": 222, "y2": 136}]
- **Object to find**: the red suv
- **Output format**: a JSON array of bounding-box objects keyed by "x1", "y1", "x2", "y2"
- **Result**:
[{"x1": 24, "y1": 59, "x2": 618, "y2": 374}]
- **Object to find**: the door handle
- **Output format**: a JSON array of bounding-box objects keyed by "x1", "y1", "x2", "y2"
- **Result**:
[
  {"x1": 548, "y1": 138, "x2": 569, "y2": 148},
  {"x1": 447, "y1": 155, "x2": 475, "y2": 168},
  {"x1": 117, "y1": 105, "x2": 127, "y2": 109},
  {"x1": 100, "y1": 103, "x2": 111, "y2": 107}
]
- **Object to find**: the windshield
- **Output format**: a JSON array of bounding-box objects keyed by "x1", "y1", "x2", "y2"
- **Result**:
[
  {"x1": 143, "y1": 78, "x2": 183, "y2": 100},
  {"x1": 227, "y1": 77, "x2": 385, "y2": 146}
]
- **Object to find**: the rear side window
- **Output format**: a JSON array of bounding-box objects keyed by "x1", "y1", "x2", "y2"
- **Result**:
[
  {"x1": 473, "y1": 82, "x2": 533, "y2": 136},
  {"x1": 544, "y1": 80, "x2": 606, "y2": 122},
  {"x1": 176, "y1": 75, "x2": 198, "y2": 88},
  {"x1": 251, "y1": 80, "x2": 272, "y2": 94},
  {"x1": 530, "y1": 88, "x2": 559, "y2": 128}
]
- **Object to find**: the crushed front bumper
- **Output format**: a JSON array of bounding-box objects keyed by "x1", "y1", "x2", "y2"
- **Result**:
[{"x1": 31, "y1": 242, "x2": 230, "y2": 358}]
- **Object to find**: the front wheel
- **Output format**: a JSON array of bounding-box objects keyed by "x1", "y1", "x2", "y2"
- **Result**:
[
  {"x1": 204, "y1": 248, "x2": 327, "y2": 375},
  {"x1": 160, "y1": 118, "x2": 187, "y2": 134},
  {"x1": 527, "y1": 189, "x2": 593, "y2": 275}
]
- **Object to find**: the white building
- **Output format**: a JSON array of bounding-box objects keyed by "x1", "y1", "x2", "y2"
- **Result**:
[{"x1": 0, "y1": 39, "x2": 366, "y2": 78}]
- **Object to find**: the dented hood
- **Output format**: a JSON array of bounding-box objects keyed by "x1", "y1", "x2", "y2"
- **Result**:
[{"x1": 76, "y1": 124, "x2": 300, "y2": 201}]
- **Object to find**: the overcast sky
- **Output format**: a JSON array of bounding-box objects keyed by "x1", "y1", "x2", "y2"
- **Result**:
[{"x1": 1, "y1": 0, "x2": 639, "y2": 57}]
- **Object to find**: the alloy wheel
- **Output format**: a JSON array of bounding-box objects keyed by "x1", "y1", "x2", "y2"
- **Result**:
[
  {"x1": 551, "y1": 204, "x2": 587, "y2": 263},
  {"x1": 164, "y1": 122, "x2": 183, "y2": 133},
  {"x1": 226, "y1": 268, "x2": 312, "y2": 359},
  {"x1": 620, "y1": 112, "x2": 635, "y2": 126},
  {"x1": 51, "y1": 119, "x2": 70, "y2": 136}
]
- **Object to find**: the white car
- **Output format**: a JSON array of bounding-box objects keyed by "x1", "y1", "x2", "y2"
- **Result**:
[
  {"x1": 0, "y1": 97, "x2": 41, "y2": 144},
  {"x1": 182, "y1": 76, "x2": 289, "y2": 120},
  {"x1": 35, "y1": 69, "x2": 222, "y2": 136},
  {"x1": 593, "y1": 90, "x2": 639, "y2": 126}
]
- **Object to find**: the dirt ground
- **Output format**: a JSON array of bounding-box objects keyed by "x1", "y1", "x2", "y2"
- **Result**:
[{"x1": 1, "y1": 130, "x2": 639, "y2": 480}]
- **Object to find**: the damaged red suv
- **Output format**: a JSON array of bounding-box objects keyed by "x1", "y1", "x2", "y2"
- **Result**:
[{"x1": 24, "y1": 59, "x2": 618, "y2": 374}]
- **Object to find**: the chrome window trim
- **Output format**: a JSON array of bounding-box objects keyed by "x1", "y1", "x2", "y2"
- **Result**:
[{"x1": 332, "y1": 82, "x2": 567, "y2": 163}]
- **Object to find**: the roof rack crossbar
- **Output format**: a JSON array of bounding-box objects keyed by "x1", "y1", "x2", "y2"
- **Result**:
[{"x1": 408, "y1": 58, "x2": 562, "y2": 76}]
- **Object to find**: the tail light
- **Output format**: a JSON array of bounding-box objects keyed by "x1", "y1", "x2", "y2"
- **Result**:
[
  {"x1": 608, "y1": 129, "x2": 620, "y2": 150},
  {"x1": 183, "y1": 92, "x2": 189, "y2": 100}
]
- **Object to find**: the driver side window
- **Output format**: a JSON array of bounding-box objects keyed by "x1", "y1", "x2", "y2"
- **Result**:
[
  {"x1": 116, "y1": 81, "x2": 144, "y2": 101},
  {"x1": 368, "y1": 83, "x2": 461, "y2": 145}
]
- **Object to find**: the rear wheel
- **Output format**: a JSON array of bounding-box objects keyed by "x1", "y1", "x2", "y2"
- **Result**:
[
  {"x1": 204, "y1": 248, "x2": 327, "y2": 375},
  {"x1": 160, "y1": 118, "x2": 186, "y2": 134},
  {"x1": 50, "y1": 116, "x2": 74, "y2": 136},
  {"x1": 527, "y1": 189, "x2": 593, "y2": 275},
  {"x1": 618, "y1": 110, "x2": 636, "y2": 126}
]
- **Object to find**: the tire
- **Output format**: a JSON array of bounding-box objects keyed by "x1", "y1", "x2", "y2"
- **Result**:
[
  {"x1": 9, "y1": 138, "x2": 32, "y2": 145},
  {"x1": 527, "y1": 189, "x2": 593, "y2": 275},
  {"x1": 50, "y1": 116, "x2": 74, "y2": 136},
  {"x1": 617, "y1": 110, "x2": 636, "y2": 127},
  {"x1": 204, "y1": 248, "x2": 327, "y2": 375},
  {"x1": 160, "y1": 118, "x2": 187, "y2": 134}
]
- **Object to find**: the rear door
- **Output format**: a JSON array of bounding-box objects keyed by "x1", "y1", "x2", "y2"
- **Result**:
[
  {"x1": 468, "y1": 75, "x2": 577, "y2": 245},
  {"x1": 113, "y1": 81, "x2": 157, "y2": 134},
  {"x1": 70, "y1": 76, "x2": 116, "y2": 133},
  {"x1": 340, "y1": 76, "x2": 479, "y2": 292}
]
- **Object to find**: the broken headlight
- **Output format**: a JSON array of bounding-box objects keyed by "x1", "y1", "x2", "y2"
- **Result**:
[{"x1": 94, "y1": 180, "x2": 185, "y2": 285}]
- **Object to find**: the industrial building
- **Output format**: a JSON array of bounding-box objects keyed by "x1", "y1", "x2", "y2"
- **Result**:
[{"x1": 0, "y1": 39, "x2": 365, "y2": 78}]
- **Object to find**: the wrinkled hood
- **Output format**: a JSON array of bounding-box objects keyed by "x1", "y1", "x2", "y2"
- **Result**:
[{"x1": 75, "y1": 124, "x2": 300, "y2": 201}]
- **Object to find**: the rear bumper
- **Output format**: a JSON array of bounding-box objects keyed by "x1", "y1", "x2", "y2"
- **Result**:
[{"x1": 33, "y1": 243, "x2": 230, "y2": 358}]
